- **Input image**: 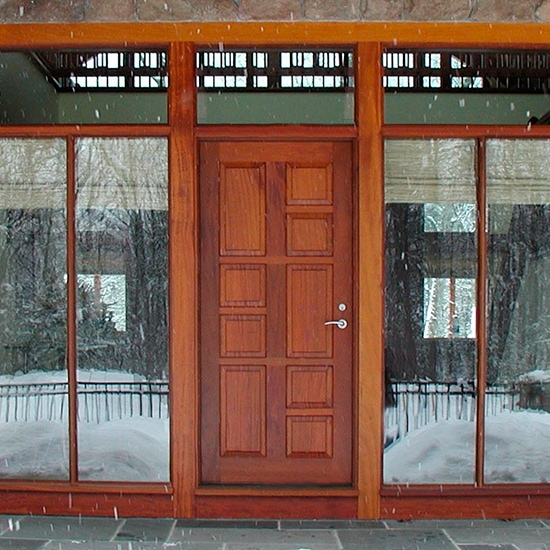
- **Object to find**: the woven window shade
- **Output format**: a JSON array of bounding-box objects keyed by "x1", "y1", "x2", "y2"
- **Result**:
[
  {"x1": 384, "y1": 139, "x2": 476, "y2": 204},
  {"x1": 0, "y1": 138, "x2": 66, "y2": 209},
  {"x1": 487, "y1": 139, "x2": 550, "y2": 205},
  {"x1": 76, "y1": 138, "x2": 168, "y2": 211}
]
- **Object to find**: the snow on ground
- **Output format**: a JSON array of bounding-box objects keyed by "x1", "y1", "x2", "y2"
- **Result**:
[
  {"x1": 0, "y1": 417, "x2": 169, "y2": 482},
  {"x1": 385, "y1": 410, "x2": 550, "y2": 484},
  {"x1": 0, "y1": 369, "x2": 169, "y2": 481}
]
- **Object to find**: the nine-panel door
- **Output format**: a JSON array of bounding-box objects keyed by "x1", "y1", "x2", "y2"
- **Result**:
[{"x1": 200, "y1": 141, "x2": 353, "y2": 485}]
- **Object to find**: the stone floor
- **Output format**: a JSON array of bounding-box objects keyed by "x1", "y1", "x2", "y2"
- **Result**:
[{"x1": 0, "y1": 515, "x2": 549, "y2": 550}]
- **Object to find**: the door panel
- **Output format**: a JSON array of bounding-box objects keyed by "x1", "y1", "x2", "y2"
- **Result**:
[{"x1": 200, "y1": 141, "x2": 353, "y2": 485}]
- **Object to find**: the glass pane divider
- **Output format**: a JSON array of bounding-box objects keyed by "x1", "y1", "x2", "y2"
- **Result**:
[
  {"x1": 66, "y1": 135, "x2": 79, "y2": 483},
  {"x1": 475, "y1": 136, "x2": 487, "y2": 488}
]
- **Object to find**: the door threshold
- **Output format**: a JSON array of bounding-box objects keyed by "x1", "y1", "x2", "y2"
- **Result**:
[{"x1": 196, "y1": 485, "x2": 358, "y2": 497}]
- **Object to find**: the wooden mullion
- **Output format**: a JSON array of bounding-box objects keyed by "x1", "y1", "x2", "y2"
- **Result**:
[
  {"x1": 475, "y1": 137, "x2": 488, "y2": 487},
  {"x1": 66, "y1": 135, "x2": 78, "y2": 483}
]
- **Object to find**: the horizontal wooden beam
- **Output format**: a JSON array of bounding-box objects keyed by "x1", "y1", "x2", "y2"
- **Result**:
[{"x1": 1, "y1": 22, "x2": 550, "y2": 48}]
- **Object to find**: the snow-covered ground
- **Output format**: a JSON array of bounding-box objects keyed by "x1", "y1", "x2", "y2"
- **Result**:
[
  {"x1": 3, "y1": 369, "x2": 550, "y2": 485},
  {"x1": 0, "y1": 369, "x2": 169, "y2": 481},
  {"x1": 384, "y1": 410, "x2": 550, "y2": 484}
]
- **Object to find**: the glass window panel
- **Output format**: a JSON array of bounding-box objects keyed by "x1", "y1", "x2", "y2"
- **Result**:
[
  {"x1": 384, "y1": 49, "x2": 550, "y2": 125},
  {"x1": 0, "y1": 50, "x2": 167, "y2": 125},
  {"x1": 423, "y1": 277, "x2": 476, "y2": 339},
  {"x1": 75, "y1": 137, "x2": 169, "y2": 482},
  {"x1": 196, "y1": 48, "x2": 354, "y2": 125},
  {"x1": 384, "y1": 138, "x2": 477, "y2": 485},
  {"x1": 0, "y1": 138, "x2": 68, "y2": 480},
  {"x1": 486, "y1": 139, "x2": 550, "y2": 483}
]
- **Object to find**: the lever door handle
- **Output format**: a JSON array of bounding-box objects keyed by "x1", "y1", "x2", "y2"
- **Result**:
[{"x1": 324, "y1": 319, "x2": 348, "y2": 330}]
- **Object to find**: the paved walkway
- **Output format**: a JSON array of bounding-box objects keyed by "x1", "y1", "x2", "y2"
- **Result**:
[{"x1": 0, "y1": 515, "x2": 548, "y2": 550}]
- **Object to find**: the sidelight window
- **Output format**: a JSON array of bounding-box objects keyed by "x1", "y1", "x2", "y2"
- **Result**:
[
  {"x1": 0, "y1": 136, "x2": 169, "y2": 482},
  {"x1": 384, "y1": 135, "x2": 550, "y2": 486}
]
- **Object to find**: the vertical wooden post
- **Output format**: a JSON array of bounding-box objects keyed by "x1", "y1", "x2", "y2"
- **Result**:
[
  {"x1": 66, "y1": 135, "x2": 79, "y2": 483},
  {"x1": 169, "y1": 42, "x2": 198, "y2": 518},
  {"x1": 356, "y1": 42, "x2": 384, "y2": 519},
  {"x1": 475, "y1": 137, "x2": 487, "y2": 487}
]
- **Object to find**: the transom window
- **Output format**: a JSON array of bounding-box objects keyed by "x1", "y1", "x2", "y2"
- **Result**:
[
  {"x1": 383, "y1": 49, "x2": 550, "y2": 93},
  {"x1": 30, "y1": 50, "x2": 168, "y2": 91},
  {"x1": 195, "y1": 47, "x2": 354, "y2": 91}
]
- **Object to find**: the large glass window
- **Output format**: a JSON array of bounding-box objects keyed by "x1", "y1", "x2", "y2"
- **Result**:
[
  {"x1": 384, "y1": 139, "x2": 477, "y2": 484},
  {"x1": 485, "y1": 139, "x2": 550, "y2": 483},
  {"x1": 385, "y1": 136, "x2": 550, "y2": 487},
  {"x1": 75, "y1": 138, "x2": 169, "y2": 482},
  {"x1": 0, "y1": 136, "x2": 169, "y2": 483},
  {"x1": 0, "y1": 138, "x2": 68, "y2": 479}
]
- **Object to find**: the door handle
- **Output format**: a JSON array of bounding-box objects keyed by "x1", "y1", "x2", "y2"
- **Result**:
[{"x1": 324, "y1": 319, "x2": 348, "y2": 330}]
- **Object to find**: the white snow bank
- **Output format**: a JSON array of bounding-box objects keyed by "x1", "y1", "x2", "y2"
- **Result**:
[
  {"x1": 385, "y1": 410, "x2": 550, "y2": 484},
  {"x1": 518, "y1": 369, "x2": 550, "y2": 384},
  {"x1": 0, "y1": 417, "x2": 169, "y2": 481},
  {"x1": 0, "y1": 369, "x2": 169, "y2": 482}
]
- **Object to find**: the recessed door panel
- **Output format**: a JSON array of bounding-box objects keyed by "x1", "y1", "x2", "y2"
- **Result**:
[{"x1": 200, "y1": 141, "x2": 353, "y2": 485}]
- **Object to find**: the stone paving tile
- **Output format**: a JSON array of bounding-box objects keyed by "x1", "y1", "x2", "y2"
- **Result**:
[
  {"x1": 169, "y1": 527, "x2": 339, "y2": 546},
  {"x1": 0, "y1": 517, "x2": 26, "y2": 536},
  {"x1": 385, "y1": 519, "x2": 547, "y2": 529},
  {"x1": 337, "y1": 528, "x2": 456, "y2": 549},
  {"x1": 444, "y1": 526, "x2": 550, "y2": 548},
  {"x1": 115, "y1": 518, "x2": 177, "y2": 542},
  {"x1": 176, "y1": 520, "x2": 279, "y2": 529},
  {"x1": 0, "y1": 517, "x2": 123, "y2": 542},
  {"x1": 0, "y1": 540, "x2": 49, "y2": 550},
  {"x1": 43, "y1": 543, "x2": 190, "y2": 550},
  {"x1": 226, "y1": 545, "x2": 339, "y2": 550},
  {"x1": 281, "y1": 519, "x2": 386, "y2": 529}
]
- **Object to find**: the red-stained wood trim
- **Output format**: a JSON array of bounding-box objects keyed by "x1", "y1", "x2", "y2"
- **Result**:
[
  {"x1": 195, "y1": 495, "x2": 358, "y2": 519},
  {"x1": 475, "y1": 137, "x2": 488, "y2": 487},
  {"x1": 195, "y1": 125, "x2": 357, "y2": 140},
  {"x1": 383, "y1": 125, "x2": 550, "y2": 138},
  {"x1": 382, "y1": 484, "x2": 550, "y2": 496},
  {"x1": 3, "y1": 22, "x2": 550, "y2": 48},
  {"x1": 0, "y1": 126, "x2": 169, "y2": 137},
  {"x1": 0, "y1": 481, "x2": 172, "y2": 493},
  {"x1": 381, "y1": 492, "x2": 550, "y2": 520},
  {"x1": 168, "y1": 42, "x2": 198, "y2": 518},
  {"x1": 356, "y1": 42, "x2": 384, "y2": 520},
  {"x1": 195, "y1": 486, "x2": 359, "y2": 497},
  {"x1": 66, "y1": 136, "x2": 78, "y2": 483},
  {"x1": 0, "y1": 490, "x2": 173, "y2": 518}
]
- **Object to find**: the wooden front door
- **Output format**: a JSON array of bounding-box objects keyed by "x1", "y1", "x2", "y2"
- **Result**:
[{"x1": 200, "y1": 140, "x2": 353, "y2": 485}]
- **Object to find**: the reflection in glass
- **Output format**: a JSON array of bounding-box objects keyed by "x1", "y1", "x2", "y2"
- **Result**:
[
  {"x1": 0, "y1": 138, "x2": 68, "y2": 479},
  {"x1": 0, "y1": 50, "x2": 167, "y2": 125},
  {"x1": 384, "y1": 139, "x2": 477, "y2": 484},
  {"x1": 486, "y1": 139, "x2": 550, "y2": 483},
  {"x1": 75, "y1": 138, "x2": 169, "y2": 482}
]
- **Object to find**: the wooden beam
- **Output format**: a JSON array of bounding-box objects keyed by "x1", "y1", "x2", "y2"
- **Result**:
[
  {"x1": 356, "y1": 41, "x2": 384, "y2": 519},
  {"x1": 168, "y1": 41, "x2": 198, "y2": 518},
  {"x1": 2, "y1": 22, "x2": 550, "y2": 48}
]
